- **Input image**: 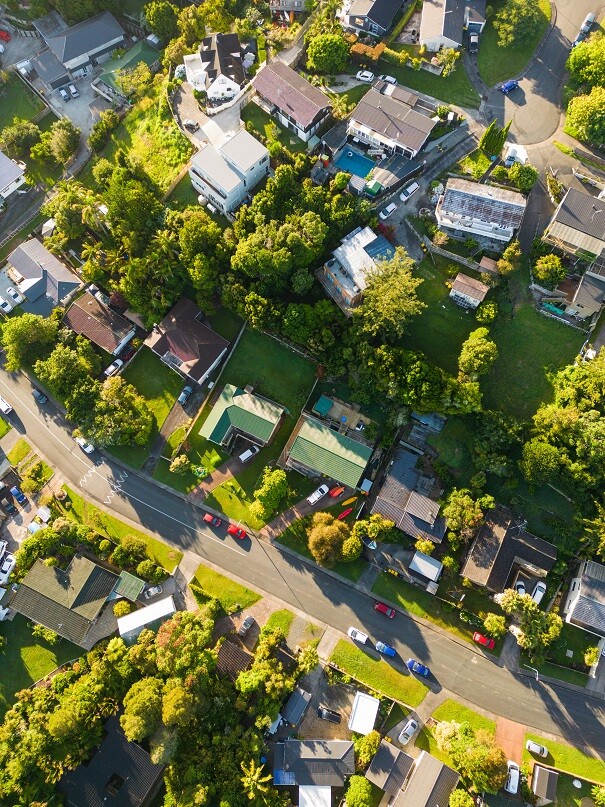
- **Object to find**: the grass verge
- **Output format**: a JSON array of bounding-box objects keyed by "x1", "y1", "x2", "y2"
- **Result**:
[
  {"x1": 0, "y1": 418, "x2": 10, "y2": 440},
  {"x1": 376, "y1": 56, "x2": 480, "y2": 108},
  {"x1": 190, "y1": 563, "x2": 260, "y2": 614},
  {"x1": 7, "y1": 438, "x2": 32, "y2": 467},
  {"x1": 432, "y1": 698, "x2": 496, "y2": 734},
  {"x1": 454, "y1": 149, "x2": 492, "y2": 179},
  {"x1": 523, "y1": 734, "x2": 605, "y2": 783},
  {"x1": 263, "y1": 609, "x2": 295, "y2": 637}
]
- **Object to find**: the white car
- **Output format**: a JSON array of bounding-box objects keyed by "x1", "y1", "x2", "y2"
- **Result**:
[
  {"x1": 59, "y1": 87, "x2": 70, "y2": 102},
  {"x1": 6, "y1": 287, "x2": 24, "y2": 305},
  {"x1": 526, "y1": 740, "x2": 547, "y2": 757},
  {"x1": 398, "y1": 718, "x2": 418, "y2": 745},
  {"x1": 68, "y1": 82, "x2": 79, "y2": 98},
  {"x1": 532, "y1": 581, "x2": 546, "y2": 605},
  {"x1": 515, "y1": 580, "x2": 526, "y2": 596},
  {"x1": 356, "y1": 70, "x2": 375, "y2": 83},
  {"x1": 103, "y1": 359, "x2": 124, "y2": 377},
  {"x1": 75, "y1": 436, "x2": 95, "y2": 454},
  {"x1": 0, "y1": 553, "x2": 16, "y2": 585},
  {"x1": 347, "y1": 626, "x2": 368, "y2": 644},
  {"x1": 0, "y1": 396, "x2": 12, "y2": 414},
  {"x1": 504, "y1": 761, "x2": 520, "y2": 794},
  {"x1": 379, "y1": 202, "x2": 397, "y2": 220},
  {"x1": 143, "y1": 584, "x2": 163, "y2": 600},
  {"x1": 0, "y1": 539, "x2": 7, "y2": 561},
  {"x1": 0, "y1": 296, "x2": 13, "y2": 314},
  {"x1": 400, "y1": 181, "x2": 420, "y2": 201},
  {"x1": 0, "y1": 43, "x2": 4, "y2": 54},
  {"x1": 378, "y1": 74, "x2": 396, "y2": 84}
]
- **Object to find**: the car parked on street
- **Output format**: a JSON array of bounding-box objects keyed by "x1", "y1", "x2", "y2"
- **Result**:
[
  {"x1": 356, "y1": 70, "x2": 375, "y2": 83},
  {"x1": 178, "y1": 385, "x2": 193, "y2": 405},
  {"x1": 398, "y1": 718, "x2": 418, "y2": 745},
  {"x1": 6, "y1": 287, "x2": 23, "y2": 305},
  {"x1": 0, "y1": 296, "x2": 12, "y2": 314},
  {"x1": 32, "y1": 388, "x2": 48, "y2": 404},
  {"x1": 500, "y1": 80, "x2": 519, "y2": 94},
  {"x1": 10, "y1": 486, "x2": 26, "y2": 504},
  {"x1": 347, "y1": 626, "x2": 368, "y2": 644},
  {"x1": 407, "y1": 658, "x2": 431, "y2": 678},
  {"x1": 526, "y1": 740, "x2": 548, "y2": 757},
  {"x1": 317, "y1": 706, "x2": 341, "y2": 723},
  {"x1": 0, "y1": 30, "x2": 12, "y2": 41},
  {"x1": 103, "y1": 359, "x2": 124, "y2": 377},
  {"x1": 227, "y1": 524, "x2": 247, "y2": 540},
  {"x1": 0, "y1": 397, "x2": 12, "y2": 414},
  {"x1": 375, "y1": 601, "x2": 395, "y2": 618},
  {"x1": 238, "y1": 614, "x2": 255, "y2": 636},
  {"x1": 203, "y1": 512, "x2": 222, "y2": 527},
  {"x1": 473, "y1": 632, "x2": 495, "y2": 650},
  {"x1": 0, "y1": 553, "x2": 16, "y2": 585},
  {"x1": 143, "y1": 584, "x2": 163, "y2": 599},
  {"x1": 375, "y1": 641, "x2": 396, "y2": 657},
  {"x1": 75, "y1": 436, "x2": 95, "y2": 454},
  {"x1": 379, "y1": 202, "x2": 397, "y2": 220}
]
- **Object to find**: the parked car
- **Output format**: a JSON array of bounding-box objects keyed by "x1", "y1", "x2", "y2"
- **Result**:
[
  {"x1": 0, "y1": 497, "x2": 15, "y2": 513},
  {"x1": 0, "y1": 397, "x2": 12, "y2": 414},
  {"x1": 307, "y1": 484, "x2": 329, "y2": 505},
  {"x1": 0, "y1": 296, "x2": 13, "y2": 314},
  {"x1": 473, "y1": 632, "x2": 495, "y2": 650},
  {"x1": 0, "y1": 539, "x2": 7, "y2": 560},
  {"x1": 10, "y1": 486, "x2": 26, "y2": 504},
  {"x1": 356, "y1": 70, "x2": 375, "y2": 83},
  {"x1": 59, "y1": 87, "x2": 70, "y2": 102},
  {"x1": 6, "y1": 287, "x2": 23, "y2": 305},
  {"x1": 500, "y1": 79, "x2": 519, "y2": 94},
  {"x1": 468, "y1": 33, "x2": 479, "y2": 53},
  {"x1": 0, "y1": 553, "x2": 16, "y2": 585},
  {"x1": 238, "y1": 614, "x2": 255, "y2": 636},
  {"x1": 75, "y1": 436, "x2": 95, "y2": 454},
  {"x1": 378, "y1": 74, "x2": 396, "y2": 84},
  {"x1": 399, "y1": 181, "x2": 420, "y2": 201},
  {"x1": 379, "y1": 202, "x2": 397, "y2": 220},
  {"x1": 178, "y1": 385, "x2": 193, "y2": 405},
  {"x1": 104, "y1": 359, "x2": 124, "y2": 377},
  {"x1": 203, "y1": 512, "x2": 222, "y2": 527},
  {"x1": 184, "y1": 119, "x2": 199, "y2": 131},
  {"x1": 317, "y1": 706, "x2": 341, "y2": 723},
  {"x1": 398, "y1": 718, "x2": 418, "y2": 745},
  {"x1": 375, "y1": 601, "x2": 396, "y2": 618},
  {"x1": 504, "y1": 761, "x2": 520, "y2": 794},
  {"x1": 68, "y1": 82, "x2": 79, "y2": 98},
  {"x1": 407, "y1": 658, "x2": 431, "y2": 678},
  {"x1": 347, "y1": 626, "x2": 368, "y2": 644},
  {"x1": 0, "y1": 30, "x2": 12, "y2": 41},
  {"x1": 515, "y1": 580, "x2": 526, "y2": 596},
  {"x1": 239, "y1": 445, "x2": 260, "y2": 462},
  {"x1": 227, "y1": 524, "x2": 247, "y2": 540},
  {"x1": 375, "y1": 641, "x2": 396, "y2": 657},
  {"x1": 0, "y1": 43, "x2": 4, "y2": 53},
  {"x1": 32, "y1": 388, "x2": 48, "y2": 404},
  {"x1": 526, "y1": 740, "x2": 548, "y2": 757},
  {"x1": 532, "y1": 581, "x2": 546, "y2": 605},
  {"x1": 581, "y1": 12, "x2": 595, "y2": 32},
  {"x1": 143, "y1": 584, "x2": 163, "y2": 599},
  {"x1": 120, "y1": 346, "x2": 136, "y2": 362}
]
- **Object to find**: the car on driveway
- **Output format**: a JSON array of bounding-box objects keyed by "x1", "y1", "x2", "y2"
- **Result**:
[
  {"x1": 103, "y1": 359, "x2": 124, "y2": 377},
  {"x1": 6, "y1": 287, "x2": 23, "y2": 305},
  {"x1": 515, "y1": 580, "x2": 526, "y2": 596},
  {"x1": 379, "y1": 202, "x2": 397, "y2": 220},
  {"x1": 0, "y1": 296, "x2": 13, "y2": 314},
  {"x1": 572, "y1": 30, "x2": 587, "y2": 47},
  {"x1": 59, "y1": 87, "x2": 70, "y2": 102},
  {"x1": 504, "y1": 761, "x2": 520, "y2": 794},
  {"x1": 227, "y1": 524, "x2": 247, "y2": 540},
  {"x1": 317, "y1": 706, "x2": 341, "y2": 723},
  {"x1": 238, "y1": 614, "x2": 255, "y2": 636},
  {"x1": 68, "y1": 83, "x2": 79, "y2": 98},
  {"x1": 399, "y1": 181, "x2": 420, "y2": 201},
  {"x1": 375, "y1": 641, "x2": 396, "y2": 657},
  {"x1": 375, "y1": 601, "x2": 395, "y2": 618},
  {"x1": 10, "y1": 486, "x2": 26, "y2": 504},
  {"x1": 348, "y1": 626, "x2": 368, "y2": 644},
  {"x1": 378, "y1": 74, "x2": 396, "y2": 84},
  {"x1": 469, "y1": 33, "x2": 479, "y2": 53},
  {"x1": 75, "y1": 436, "x2": 95, "y2": 454},
  {"x1": 0, "y1": 553, "x2": 16, "y2": 585},
  {"x1": 143, "y1": 584, "x2": 163, "y2": 599},
  {"x1": 473, "y1": 632, "x2": 495, "y2": 650},
  {"x1": 407, "y1": 658, "x2": 431, "y2": 678},
  {"x1": 1, "y1": 497, "x2": 15, "y2": 514},
  {"x1": 0, "y1": 30, "x2": 12, "y2": 41},
  {"x1": 398, "y1": 718, "x2": 418, "y2": 745},
  {"x1": 184, "y1": 119, "x2": 200, "y2": 131},
  {"x1": 500, "y1": 80, "x2": 519, "y2": 94},
  {"x1": 356, "y1": 70, "x2": 375, "y2": 83},
  {"x1": 0, "y1": 539, "x2": 7, "y2": 560},
  {"x1": 32, "y1": 388, "x2": 48, "y2": 405},
  {"x1": 203, "y1": 512, "x2": 222, "y2": 527},
  {"x1": 178, "y1": 385, "x2": 193, "y2": 405}
]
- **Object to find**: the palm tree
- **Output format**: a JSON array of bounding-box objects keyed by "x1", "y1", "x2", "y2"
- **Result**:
[{"x1": 240, "y1": 759, "x2": 272, "y2": 803}]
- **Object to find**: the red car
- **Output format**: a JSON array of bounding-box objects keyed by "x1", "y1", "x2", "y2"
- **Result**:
[
  {"x1": 473, "y1": 632, "x2": 495, "y2": 650},
  {"x1": 0, "y1": 30, "x2": 11, "y2": 42},
  {"x1": 203, "y1": 512, "x2": 222, "y2": 527},
  {"x1": 227, "y1": 524, "x2": 247, "y2": 540},
  {"x1": 375, "y1": 601, "x2": 395, "y2": 618}
]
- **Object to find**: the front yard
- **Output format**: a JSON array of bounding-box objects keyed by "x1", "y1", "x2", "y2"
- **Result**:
[
  {"x1": 374, "y1": 55, "x2": 480, "y2": 109},
  {"x1": 241, "y1": 102, "x2": 307, "y2": 154},
  {"x1": 417, "y1": 699, "x2": 495, "y2": 764},
  {"x1": 525, "y1": 623, "x2": 594, "y2": 686},
  {"x1": 453, "y1": 149, "x2": 492, "y2": 180},
  {"x1": 190, "y1": 563, "x2": 260, "y2": 615},
  {"x1": 523, "y1": 733, "x2": 605, "y2": 783}
]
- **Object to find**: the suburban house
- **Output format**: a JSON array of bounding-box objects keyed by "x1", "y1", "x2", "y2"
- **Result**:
[
  {"x1": 531, "y1": 766, "x2": 558, "y2": 806},
  {"x1": 200, "y1": 384, "x2": 285, "y2": 450},
  {"x1": 188, "y1": 129, "x2": 269, "y2": 215},
  {"x1": 270, "y1": 0, "x2": 305, "y2": 17},
  {"x1": 274, "y1": 740, "x2": 355, "y2": 807},
  {"x1": 58, "y1": 715, "x2": 164, "y2": 807},
  {"x1": 0, "y1": 150, "x2": 26, "y2": 201},
  {"x1": 543, "y1": 188, "x2": 605, "y2": 322},
  {"x1": 420, "y1": 0, "x2": 486, "y2": 51},
  {"x1": 31, "y1": 48, "x2": 71, "y2": 90},
  {"x1": 285, "y1": 416, "x2": 373, "y2": 490},
  {"x1": 216, "y1": 639, "x2": 253, "y2": 681},
  {"x1": 7, "y1": 555, "x2": 144, "y2": 649},
  {"x1": 91, "y1": 40, "x2": 161, "y2": 102},
  {"x1": 564, "y1": 560, "x2": 605, "y2": 637},
  {"x1": 366, "y1": 742, "x2": 459, "y2": 807},
  {"x1": 339, "y1": 0, "x2": 404, "y2": 37},
  {"x1": 253, "y1": 61, "x2": 332, "y2": 142},
  {"x1": 348, "y1": 86, "x2": 436, "y2": 159},
  {"x1": 436, "y1": 178, "x2": 527, "y2": 244},
  {"x1": 371, "y1": 448, "x2": 446, "y2": 543},
  {"x1": 409, "y1": 550, "x2": 443, "y2": 589},
  {"x1": 449, "y1": 272, "x2": 490, "y2": 309},
  {"x1": 461, "y1": 507, "x2": 557, "y2": 593},
  {"x1": 317, "y1": 225, "x2": 395, "y2": 312},
  {"x1": 117, "y1": 596, "x2": 176, "y2": 645},
  {"x1": 145, "y1": 297, "x2": 229, "y2": 385},
  {"x1": 6, "y1": 238, "x2": 82, "y2": 315},
  {"x1": 184, "y1": 32, "x2": 247, "y2": 105},
  {"x1": 63, "y1": 292, "x2": 135, "y2": 355}
]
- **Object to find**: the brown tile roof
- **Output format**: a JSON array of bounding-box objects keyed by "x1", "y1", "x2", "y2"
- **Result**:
[
  {"x1": 253, "y1": 61, "x2": 332, "y2": 130},
  {"x1": 63, "y1": 292, "x2": 134, "y2": 353},
  {"x1": 350, "y1": 88, "x2": 436, "y2": 152},
  {"x1": 451, "y1": 272, "x2": 490, "y2": 302},
  {"x1": 216, "y1": 638, "x2": 253, "y2": 680}
]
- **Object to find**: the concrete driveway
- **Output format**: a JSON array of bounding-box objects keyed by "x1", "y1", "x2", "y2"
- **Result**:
[
  {"x1": 0, "y1": 30, "x2": 42, "y2": 68},
  {"x1": 33, "y1": 74, "x2": 99, "y2": 135}
]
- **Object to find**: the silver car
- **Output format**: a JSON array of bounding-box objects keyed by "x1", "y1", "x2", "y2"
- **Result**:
[{"x1": 398, "y1": 718, "x2": 418, "y2": 745}]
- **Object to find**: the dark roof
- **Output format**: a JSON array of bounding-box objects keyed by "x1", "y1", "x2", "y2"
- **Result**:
[
  {"x1": 553, "y1": 188, "x2": 605, "y2": 241},
  {"x1": 365, "y1": 741, "x2": 414, "y2": 795},
  {"x1": 32, "y1": 48, "x2": 70, "y2": 84},
  {"x1": 351, "y1": 88, "x2": 435, "y2": 153},
  {"x1": 216, "y1": 639, "x2": 253, "y2": 681},
  {"x1": 282, "y1": 687, "x2": 312, "y2": 726},
  {"x1": 393, "y1": 752, "x2": 459, "y2": 807},
  {"x1": 58, "y1": 715, "x2": 164, "y2": 807},
  {"x1": 571, "y1": 273, "x2": 605, "y2": 313},
  {"x1": 444, "y1": 0, "x2": 466, "y2": 39},
  {"x1": 273, "y1": 740, "x2": 355, "y2": 787},
  {"x1": 371, "y1": 449, "x2": 446, "y2": 543},
  {"x1": 200, "y1": 32, "x2": 245, "y2": 86},
  {"x1": 462, "y1": 508, "x2": 557, "y2": 592},
  {"x1": 440, "y1": 178, "x2": 526, "y2": 229},
  {"x1": 531, "y1": 766, "x2": 558, "y2": 800},
  {"x1": 569, "y1": 561, "x2": 605, "y2": 635},
  {"x1": 254, "y1": 62, "x2": 332, "y2": 130},
  {"x1": 7, "y1": 238, "x2": 81, "y2": 306},
  {"x1": 144, "y1": 297, "x2": 229, "y2": 383},
  {"x1": 46, "y1": 11, "x2": 125, "y2": 64},
  {"x1": 63, "y1": 292, "x2": 134, "y2": 353},
  {"x1": 347, "y1": 0, "x2": 403, "y2": 29},
  {"x1": 10, "y1": 556, "x2": 118, "y2": 645}
]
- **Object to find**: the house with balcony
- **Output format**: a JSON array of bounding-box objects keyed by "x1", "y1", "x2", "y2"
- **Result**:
[
  {"x1": 189, "y1": 130, "x2": 269, "y2": 215},
  {"x1": 270, "y1": 0, "x2": 305, "y2": 17},
  {"x1": 419, "y1": 0, "x2": 486, "y2": 51},
  {"x1": 0, "y1": 151, "x2": 27, "y2": 202},
  {"x1": 436, "y1": 178, "x2": 526, "y2": 244},
  {"x1": 6, "y1": 238, "x2": 82, "y2": 316},
  {"x1": 339, "y1": 0, "x2": 405, "y2": 36},
  {"x1": 183, "y1": 32, "x2": 247, "y2": 106},
  {"x1": 347, "y1": 86, "x2": 436, "y2": 159},
  {"x1": 317, "y1": 226, "x2": 395, "y2": 312},
  {"x1": 564, "y1": 560, "x2": 605, "y2": 638}
]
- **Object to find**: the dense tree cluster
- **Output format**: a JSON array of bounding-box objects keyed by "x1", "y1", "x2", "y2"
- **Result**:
[
  {"x1": 492, "y1": 0, "x2": 543, "y2": 49},
  {"x1": 565, "y1": 33, "x2": 605, "y2": 142},
  {"x1": 435, "y1": 721, "x2": 507, "y2": 793},
  {"x1": 498, "y1": 589, "x2": 562, "y2": 657}
]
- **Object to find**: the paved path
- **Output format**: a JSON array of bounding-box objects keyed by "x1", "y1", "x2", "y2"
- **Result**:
[
  {"x1": 495, "y1": 716, "x2": 526, "y2": 764},
  {"x1": 261, "y1": 488, "x2": 352, "y2": 540}
]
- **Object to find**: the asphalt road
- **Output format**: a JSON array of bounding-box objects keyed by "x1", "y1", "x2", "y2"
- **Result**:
[
  {"x1": 485, "y1": 0, "x2": 598, "y2": 144},
  {"x1": 2, "y1": 367, "x2": 605, "y2": 754}
]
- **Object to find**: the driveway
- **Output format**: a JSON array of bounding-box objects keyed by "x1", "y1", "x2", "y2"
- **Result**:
[
  {"x1": 32, "y1": 73, "x2": 100, "y2": 135},
  {"x1": 0, "y1": 29, "x2": 42, "y2": 68},
  {"x1": 173, "y1": 84, "x2": 243, "y2": 149}
]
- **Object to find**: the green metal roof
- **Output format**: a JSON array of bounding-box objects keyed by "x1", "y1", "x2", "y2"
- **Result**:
[
  {"x1": 98, "y1": 41, "x2": 159, "y2": 93},
  {"x1": 114, "y1": 570, "x2": 145, "y2": 601},
  {"x1": 312, "y1": 394, "x2": 333, "y2": 417},
  {"x1": 288, "y1": 418, "x2": 372, "y2": 488},
  {"x1": 200, "y1": 384, "x2": 285, "y2": 445}
]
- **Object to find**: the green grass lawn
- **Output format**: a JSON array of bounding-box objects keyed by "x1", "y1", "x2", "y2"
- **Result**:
[
  {"x1": 241, "y1": 102, "x2": 307, "y2": 153},
  {"x1": 7, "y1": 438, "x2": 32, "y2": 467},
  {"x1": 191, "y1": 563, "x2": 260, "y2": 614},
  {"x1": 428, "y1": 417, "x2": 474, "y2": 483},
  {"x1": 432, "y1": 698, "x2": 496, "y2": 734},
  {"x1": 58, "y1": 485, "x2": 182, "y2": 571},
  {"x1": 329, "y1": 83, "x2": 371, "y2": 107},
  {"x1": 376, "y1": 57, "x2": 480, "y2": 108},
  {"x1": 165, "y1": 174, "x2": 230, "y2": 228},
  {"x1": 525, "y1": 623, "x2": 594, "y2": 686},
  {"x1": 263, "y1": 608, "x2": 295, "y2": 637},
  {"x1": 330, "y1": 639, "x2": 428, "y2": 707},
  {"x1": 208, "y1": 308, "x2": 243, "y2": 342},
  {"x1": 0, "y1": 417, "x2": 11, "y2": 440},
  {"x1": 477, "y1": 0, "x2": 551, "y2": 86},
  {"x1": 0, "y1": 614, "x2": 81, "y2": 719},
  {"x1": 553, "y1": 773, "x2": 593, "y2": 806},
  {"x1": 454, "y1": 149, "x2": 492, "y2": 179},
  {"x1": 382, "y1": 702, "x2": 410, "y2": 733},
  {"x1": 402, "y1": 255, "x2": 478, "y2": 375},
  {"x1": 523, "y1": 734, "x2": 605, "y2": 783},
  {"x1": 0, "y1": 75, "x2": 45, "y2": 131}
]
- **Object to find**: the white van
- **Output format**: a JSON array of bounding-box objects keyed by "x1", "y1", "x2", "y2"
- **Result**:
[
  {"x1": 379, "y1": 202, "x2": 397, "y2": 220},
  {"x1": 239, "y1": 445, "x2": 260, "y2": 463},
  {"x1": 307, "y1": 484, "x2": 329, "y2": 505}
]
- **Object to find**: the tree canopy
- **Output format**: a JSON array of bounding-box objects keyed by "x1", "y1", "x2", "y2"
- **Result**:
[
  {"x1": 493, "y1": 0, "x2": 543, "y2": 48},
  {"x1": 306, "y1": 32, "x2": 350, "y2": 74},
  {"x1": 565, "y1": 86, "x2": 605, "y2": 142}
]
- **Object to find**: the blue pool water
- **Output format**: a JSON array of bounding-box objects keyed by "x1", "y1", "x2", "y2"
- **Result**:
[{"x1": 334, "y1": 148, "x2": 376, "y2": 178}]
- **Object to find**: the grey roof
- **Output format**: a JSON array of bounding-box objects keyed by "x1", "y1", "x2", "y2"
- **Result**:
[
  {"x1": 254, "y1": 61, "x2": 332, "y2": 130},
  {"x1": 220, "y1": 129, "x2": 269, "y2": 174},
  {"x1": 282, "y1": 687, "x2": 312, "y2": 726},
  {"x1": 451, "y1": 272, "x2": 490, "y2": 303},
  {"x1": 191, "y1": 143, "x2": 242, "y2": 193},
  {"x1": 0, "y1": 150, "x2": 25, "y2": 192},
  {"x1": 46, "y1": 11, "x2": 125, "y2": 64},
  {"x1": 570, "y1": 273, "x2": 605, "y2": 315},
  {"x1": 350, "y1": 88, "x2": 436, "y2": 152},
  {"x1": 32, "y1": 10, "x2": 68, "y2": 38},
  {"x1": 420, "y1": 0, "x2": 465, "y2": 43},
  {"x1": 273, "y1": 740, "x2": 355, "y2": 787},
  {"x1": 393, "y1": 752, "x2": 459, "y2": 807},
  {"x1": 441, "y1": 178, "x2": 526, "y2": 229},
  {"x1": 348, "y1": 0, "x2": 404, "y2": 29},
  {"x1": 365, "y1": 741, "x2": 414, "y2": 795},
  {"x1": 570, "y1": 568, "x2": 605, "y2": 636},
  {"x1": 531, "y1": 766, "x2": 558, "y2": 800},
  {"x1": 58, "y1": 715, "x2": 164, "y2": 807},
  {"x1": 552, "y1": 188, "x2": 605, "y2": 242},
  {"x1": 462, "y1": 508, "x2": 557, "y2": 592},
  {"x1": 7, "y1": 238, "x2": 81, "y2": 306},
  {"x1": 200, "y1": 32, "x2": 245, "y2": 86},
  {"x1": 32, "y1": 49, "x2": 70, "y2": 84}
]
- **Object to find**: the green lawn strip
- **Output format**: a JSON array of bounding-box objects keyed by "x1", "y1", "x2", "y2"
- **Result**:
[
  {"x1": 376, "y1": 57, "x2": 480, "y2": 108},
  {"x1": 241, "y1": 102, "x2": 308, "y2": 153},
  {"x1": 165, "y1": 174, "x2": 230, "y2": 227},
  {"x1": 454, "y1": 149, "x2": 492, "y2": 179},
  {"x1": 330, "y1": 639, "x2": 428, "y2": 708},
  {"x1": 0, "y1": 417, "x2": 11, "y2": 440},
  {"x1": 523, "y1": 734, "x2": 605, "y2": 783},
  {"x1": 432, "y1": 698, "x2": 496, "y2": 734},
  {"x1": 208, "y1": 308, "x2": 243, "y2": 342},
  {"x1": 554, "y1": 773, "x2": 592, "y2": 806},
  {"x1": 427, "y1": 416, "x2": 474, "y2": 483},
  {"x1": 0, "y1": 75, "x2": 45, "y2": 130},
  {"x1": 20, "y1": 454, "x2": 54, "y2": 483},
  {"x1": 7, "y1": 438, "x2": 33, "y2": 467},
  {"x1": 191, "y1": 563, "x2": 260, "y2": 614},
  {"x1": 60, "y1": 485, "x2": 182, "y2": 571},
  {"x1": 477, "y1": 0, "x2": 551, "y2": 86},
  {"x1": 530, "y1": 660, "x2": 588, "y2": 687},
  {"x1": 263, "y1": 608, "x2": 295, "y2": 637},
  {"x1": 329, "y1": 82, "x2": 371, "y2": 107},
  {"x1": 0, "y1": 614, "x2": 81, "y2": 719},
  {"x1": 366, "y1": 782, "x2": 384, "y2": 807},
  {"x1": 382, "y1": 702, "x2": 410, "y2": 733}
]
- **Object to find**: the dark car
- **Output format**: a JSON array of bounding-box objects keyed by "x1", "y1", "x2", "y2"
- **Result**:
[
  {"x1": 1, "y1": 497, "x2": 16, "y2": 513},
  {"x1": 120, "y1": 347, "x2": 136, "y2": 362},
  {"x1": 203, "y1": 512, "x2": 222, "y2": 527},
  {"x1": 317, "y1": 707, "x2": 341, "y2": 724},
  {"x1": 407, "y1": 658, "x2": 431, "y2": 678},
  {"x1": 10, "y1": 486, "x2": 26, "y2": 504},
  {"x1": 32, "y1": 388, "x2": 48, "y2": 405},
  {"x1": 178, "y1": 385, "x2": 193, "y2": 405}
]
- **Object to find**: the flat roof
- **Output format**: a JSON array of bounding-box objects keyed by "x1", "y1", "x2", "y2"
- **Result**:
[
  {"x1": 410, "y1": 550, "x2": 443, "y2": 582},
  {"x1": 220, "y1": 129, "x2": 268, "y2": 174},
  {"x1": 191, "y1": 143, "x2": 242, "y2": 193},
  {"x1": 299, "y1": 786, "x2": 331, "y2": 807},
  {"x1": 117, "y1": 596, "x2": 176, "y2": 635},
  {"x1": 348, "y1": 691, "x2": 379, "y2": 734}
]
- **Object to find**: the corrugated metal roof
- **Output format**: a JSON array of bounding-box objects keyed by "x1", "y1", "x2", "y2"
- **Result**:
[
  {"x1": 282, "y1": 687, "x2": 312, "y2": 726},
  {"x1": 117, "y1": 596, "x2": 176, "y2": 636},
  {"x1": 200, "y1": 383, "x2": 284, "y2": 444},
  {"x1": 288, "y1": 418, "x2": 372, "y2": 488},
  {"x1": 451, "y1": 272, "x2": 490, "y2": 302},
  {"x1": 113, "y1": 571, "x2": 145, "y2": 601},
  {"x1": 366, "y1": 741, "x2": 414, "y2": 795},
  {"x1": 441, "y1": 178, "x2": 526, "y2": 229},
  {"x1": 553, "y1": 188, "x2": 605, "y2": 242}
]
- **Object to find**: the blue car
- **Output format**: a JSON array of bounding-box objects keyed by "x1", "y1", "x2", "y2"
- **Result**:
[
  {"x1": 375, "y1": 641, "x2": 396, "y2": 657},
  {"x1": 500, "y1": 80, "x2": 519, "y2": 94},
  {"x1": 407, "y1": 658, "x2": 431, "y2": 678},
  {"x1": 10, "y1": 486, "x2": 26, "y2": 504}
]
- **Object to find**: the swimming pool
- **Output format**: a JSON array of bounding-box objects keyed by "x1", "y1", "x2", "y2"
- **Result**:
[{"x1": 334, "y1": 148, "x2": 376, "y2": 178}]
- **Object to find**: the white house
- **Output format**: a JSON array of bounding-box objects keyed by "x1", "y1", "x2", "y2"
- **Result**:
[
  {"x1": 436, "y1": 177, "x2": 527, "y2": 243},
  {"x1": 449, "y1": 272, "x2": 490, "y2": 309},
  {"x1": 420, "y1": 0, "x2": 486, "y2": 51},
  {"x1": 188, "y1": 129, "x2": 269, "y2": 215},
  {"x1": 0, "y1": 151, "x2": 26, "y2": 201},
  {"x1": 564, "y1": 561, "x2": 605, "y2": 638},
  {"x1": 184, "y1": 33, "x2": 246, "y2": 105}
]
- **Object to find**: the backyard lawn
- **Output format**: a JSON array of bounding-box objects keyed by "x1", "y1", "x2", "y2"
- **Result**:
[
  {"x1": 330, "y1": 639, "x2": 428, "y2": 707},
  {"x1": 190, "y1": 563, "x2": 260, "y2": 615},
  {"x1": 477, "y1": 0, "x2": 551, "y2": 86},
  {"x1": 375, "y1": 57, "x2": 480, "y2": 109},
  {"x1": 453, "y1": 149, "x2": 492, "y2": 179},
  {"x1": 523, "y1": 734, "x2": 605, "y2": 783},
  {"x1": 165, "y1": 174, "x2": 230, "y2": 228},
  {"x1": 0, "y1": 74, "x2": 45, "y2": 131},
  {"x1": 0, "y1": 614, "x2": 81, "y2": 719},
  {"x1": 241, "y1": 102, "x2": 307, "y2": 153}
]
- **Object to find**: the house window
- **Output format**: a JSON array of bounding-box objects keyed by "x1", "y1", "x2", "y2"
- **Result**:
[
  {"x1": 261, "y1": 155, "x2": 268, "y2": 163},
  {"x1": 105, "y1": 774, "x2": 125, "y2": 796}
]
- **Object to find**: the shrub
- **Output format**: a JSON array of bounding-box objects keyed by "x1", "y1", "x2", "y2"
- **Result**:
[
  {"x1": 169, "y1": 454, "x2": 190, "y2": 475},
  {"x1": 476, "y1": 301, "x2": 498, "y2": 324},
  {"x1": 31, "y1": 624, "x2": 59, "y2": 644},
  {"x1": 415, "y1": 537, "x2": 434, "y2": 555},
  {"x1": 113, "y1": 600, "x2": 133, "y2": 617},
  {"x1": 137, "y1": 559, "x2": 165, "y2": 583},
  {"x1": 585, "y1": 645, "x2": 600, "y2": 667}
]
